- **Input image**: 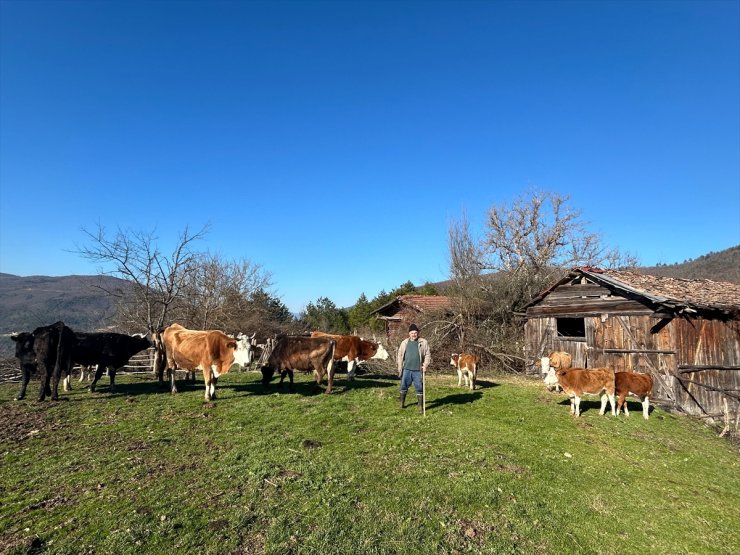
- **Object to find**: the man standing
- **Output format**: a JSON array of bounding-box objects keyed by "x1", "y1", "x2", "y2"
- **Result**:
[{"x1": 397, "y1": 323, "x2": 431, "y2": 414}]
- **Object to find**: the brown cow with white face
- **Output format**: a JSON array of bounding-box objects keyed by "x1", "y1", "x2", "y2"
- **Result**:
[
  {"x1": 310, "y1": 331, "x2": 389, "y2": 381},
  {"x1": 540, "y1": 351, "x2": 572, "y2": 392},
  {"x1": 161, "y1": 323, "x2": 238, "y2": 401},
  {"x1": 450, "y1": 353, "x2": 480, "y2": 390},
  {"x1": 545, "y1": 366, "x2": 616, "y2": 417},
  {"x1": 261, "y1": 336, "x2": 336, "y2": 393}
]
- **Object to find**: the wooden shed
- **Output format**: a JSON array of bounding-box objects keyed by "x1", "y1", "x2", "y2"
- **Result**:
[
  {"x1": 370, "y1": 295, "x2": 452, "y2": 342},
  {"x1": 523, "y1": 267, "x2": 740, "y2": 426}
]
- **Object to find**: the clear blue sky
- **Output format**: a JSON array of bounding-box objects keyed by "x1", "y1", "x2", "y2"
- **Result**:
[{"x1": 1, "y1": 0, "x2": 738, "y2": 313}]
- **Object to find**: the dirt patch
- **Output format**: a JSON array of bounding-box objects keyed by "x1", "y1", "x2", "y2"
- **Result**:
[
  {"x1": 0, "y1": 403, "x2": 53, "y2": 443},
  {"x1": 0, "y1": 533, "x2": 44, "y2": 554}
]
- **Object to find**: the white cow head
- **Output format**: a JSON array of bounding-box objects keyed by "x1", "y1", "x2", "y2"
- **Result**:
[
  {"x1": 450, "y1": 353, "x2": 459, "y2": 367},
  {"x1": 233, "y1": 333, "x2": 255, "y2": 366},
  {"x1": 541, "y1": 357, "x2": 560, "y2": 391},
  {"x1": 540, "y1": 356, "x2": 550, "y2": 374},
  {"x1": 372, "y1": 342, "x2": 390, "y2": 361}
]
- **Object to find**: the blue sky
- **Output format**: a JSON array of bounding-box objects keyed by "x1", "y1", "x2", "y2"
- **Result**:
[{"x1": 1, "y1": 0, "x2": 738, "y2": 313}]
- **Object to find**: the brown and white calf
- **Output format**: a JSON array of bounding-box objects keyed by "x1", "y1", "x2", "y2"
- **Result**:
[
  {"x1": 615, "y1": 371, "x2": 654, "y2": 420},
  {"x1": 540, "y1": 351, "x2": 572, "y2": 392},
  {"x1": 545, "y1": 366, "x2": 616, "y2": 417},
  {"x1": 450, "y1": 353, "x2": 480, "y2": 390}
]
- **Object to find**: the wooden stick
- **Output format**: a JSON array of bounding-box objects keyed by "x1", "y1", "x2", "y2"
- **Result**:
[{"x1": 423, "y1": 369, "x2": 426, "y2": 417}]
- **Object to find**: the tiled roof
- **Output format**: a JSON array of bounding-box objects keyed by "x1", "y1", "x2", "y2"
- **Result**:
[
  {"x1": 526, "y1": 267, "x2": 740, "y2": 317},
  {"x1": 397, "y1": 295, "x2": 453, "y2": 312},
  {"x1": 593, "y1": 268, "x2": 740, "y2": 314},
  {"x1": 370, "y1": 295, "x2": 452, "y2": 317}
]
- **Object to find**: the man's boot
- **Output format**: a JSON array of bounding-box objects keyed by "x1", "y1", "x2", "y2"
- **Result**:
[
  {"x1": 417, "y1": 395, "x2": 424, "y2": 414},
  {"x1": 400, "y1": 392, "x2": 406, "y2": 409}
]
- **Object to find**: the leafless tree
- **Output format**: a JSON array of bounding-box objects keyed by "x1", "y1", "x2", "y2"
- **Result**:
[
  {"x1": 445, "y1": 190, "x2": 637, "y2": 372},
  {"x1": 177, "y1": 253, "x2": 272, "y2": 333},
  {"x1": 78, "y1": 224, "x2": 208, "y2": 331},
  {"x1": 77, "y1": 224, "x2": 208, "y2": 380}
]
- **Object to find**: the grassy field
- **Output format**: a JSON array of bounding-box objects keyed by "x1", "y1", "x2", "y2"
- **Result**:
[{"x1": 1, "y1": 369, "x2": 738, "y2": 554}]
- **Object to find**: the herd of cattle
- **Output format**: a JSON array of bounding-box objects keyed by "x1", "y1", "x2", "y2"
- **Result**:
[
  {"x1": 8, "y1": 322, "x2": 654, "y2": 420},
  {"x1": 8, "y1": 321, "x2": 390, "y2": 402}
]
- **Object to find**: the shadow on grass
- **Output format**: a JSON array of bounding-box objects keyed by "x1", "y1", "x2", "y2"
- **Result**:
[
  {"x1": 554, "y1": 397, "x2": 653, "y2": 417},
  {"x1": 427, "y1": 391, "x2": 484, "y2": 409}
]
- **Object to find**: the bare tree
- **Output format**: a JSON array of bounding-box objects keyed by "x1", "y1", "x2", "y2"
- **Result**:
[
  {"x1": 446, "y1": 190, "x2": 637, "y2": 372},
  {"x1": 78, "y1": 224, "x2": 208, "y2": 331},
  {"x1": 77, "y1": 224, "x2": 208, "y2": 381},
  {"x1": 177, "y1": 253, "x2": 272, "y2": 332}
]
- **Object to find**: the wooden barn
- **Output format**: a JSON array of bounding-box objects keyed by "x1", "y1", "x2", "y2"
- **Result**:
[
  {"x1": 370, "y1": 295, "x2": 452, "y2": 342},
  {"x1": 523, "y1": 267, "x2": 740, "y2": 426}
]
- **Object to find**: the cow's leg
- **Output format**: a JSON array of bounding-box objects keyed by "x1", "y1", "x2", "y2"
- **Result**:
[
  {"x1": 203, "y1": 367, "x2": 213, "y2": 401},
  {"x1": 36, "y1": 361, "x2": 51, "y2": 402},
  {"x1": 347, "y1": 359, "x2": 357, "y2": 381},
  {"x1": 574, "y1": 395, "x2": 582, "y2": 417},
  {"x1": 457, "y1": 368, "x2": 463, "y2": 387},
  {"x1": 168, "y1": 367, "x2": 178, "y2": 394},
  {"x1": 50, "y1": 364, "x2": 63, "y2": 401},
  {"x1": 108, "y1": 367, "x2": 117, "y2": 393},
  {"x1": 325, "y1": 360, "x2": 334, "y2": 394},
  {"x1": 599, "y1": 393, "x2": 608, "y2": 415},
  {"x1": 641, "y1": 395, "x2": 650, "y2": 420},
  {"x1": 89, "y1": 364, "x2": 106, "y2": 392},
  {"x1": 608, "y1": 393, "x2": 616, "y2": 416},
  {"x1": 15, "y1": 364, "x2": 33, "y2": 401},
  {"x1": 471, "y1": 366, "x2": 477, "y2": 390}
]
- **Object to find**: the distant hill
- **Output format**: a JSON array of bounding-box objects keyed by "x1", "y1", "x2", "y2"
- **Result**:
[
  {"x1": 0, "y1": 273, "x2": 127, "y2": 334},
  {"x1": 639, "y1": 245, "x2": 740, "y2": 284},
  {"x1": 433, "y1": 245, "x2": 740, "y2": 292}
]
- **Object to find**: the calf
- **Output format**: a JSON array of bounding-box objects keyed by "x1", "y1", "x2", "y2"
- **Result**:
[
  {"x1": 450, "y1": 353, "x2": 480, "y2": 390},
  {"x1": 261, "y1": 336, "x2": 336, "y2": 393},
  {"x1": 161, "y1": 323, "x2": 238, "y2": 401},
  {"x1": 545, "y1": 366, "x2": 616, "y2": 417},
  {"x1": 540, "y1": 351, "x2": 572, "y2": 392},
  {"x1": 310, "y1": 331, "x2": 389, "y2": 380},
  {"x1": 72, "y1": 332, "x2": 154, "y2": 393},
  {"x1": 615, "y1": 371, "x2": 654, "y2": 420},
  {"x1": 11, "y1": 321, "x2": 76, "y2": 401}
]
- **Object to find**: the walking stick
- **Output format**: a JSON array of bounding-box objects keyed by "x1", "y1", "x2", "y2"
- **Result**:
[{"x1": 422, "y1": 369, "x2": 426, "y2": 417}]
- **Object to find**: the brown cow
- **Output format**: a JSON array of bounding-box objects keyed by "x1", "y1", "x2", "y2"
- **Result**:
[
  {"x1": 310, "y1": 331, "x2": 389, "y2": 380},
  {"x1": 545, "y1": 366, "x2": 616, "y2": 417},
  {"x1": 261, "y1": 336, "x2": 336, "y2": 393},
  {"x1": 615, "y1": 371, "x2": 654, "y2": 420},
  {"x1": 161, "y1": 323, "x2": 238, "y2": 401},
  {"x1": 540, "y1": 351, "x2": 572, "y2": 392},
  {"x1": 450, "y1": 353, "x2": 480, "y2": 390}
]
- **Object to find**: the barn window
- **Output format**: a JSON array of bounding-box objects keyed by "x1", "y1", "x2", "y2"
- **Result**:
[{"x1": 556, "y1": 317, "x2": 585, "y2": 339}]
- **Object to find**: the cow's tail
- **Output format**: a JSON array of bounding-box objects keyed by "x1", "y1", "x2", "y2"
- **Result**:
[
  {"x1": 53, "y1": 321, "x2": 67, "y2": 380},
  {"x1": 325, "y1": 340, "x2": 336, "y2": 380}
]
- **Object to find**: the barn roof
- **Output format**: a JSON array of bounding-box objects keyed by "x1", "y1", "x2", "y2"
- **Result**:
[
  {"x1": 370, "y1": 295, "x2": 453, "y2": 318},
  {"x1": 525, "y1": 267, "x2": 740, "y2": 318}
]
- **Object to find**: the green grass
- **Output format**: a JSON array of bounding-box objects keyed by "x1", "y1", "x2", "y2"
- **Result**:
[{"x1": 1, "y1": 370, "x2": 738, "y2": 554}]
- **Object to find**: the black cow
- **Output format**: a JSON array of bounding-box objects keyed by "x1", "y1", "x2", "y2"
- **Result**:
[
  {"x1": 72, "y1": 332, "x2": 154, "y2": 393},
  {"x1": 260, "y1": 336, "x2": 336, "y2": 393},
  {"x1": 11, "y1": 321, "x2": 76, "y2": 401}
]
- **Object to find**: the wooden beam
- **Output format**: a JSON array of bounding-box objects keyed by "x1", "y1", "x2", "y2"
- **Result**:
[
  {"x1": 603, "y1": 348, "x2": 676, "y2": 355},
  {"x1": 678, "y1": 365, "x2": 740, "y2": 372}
]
